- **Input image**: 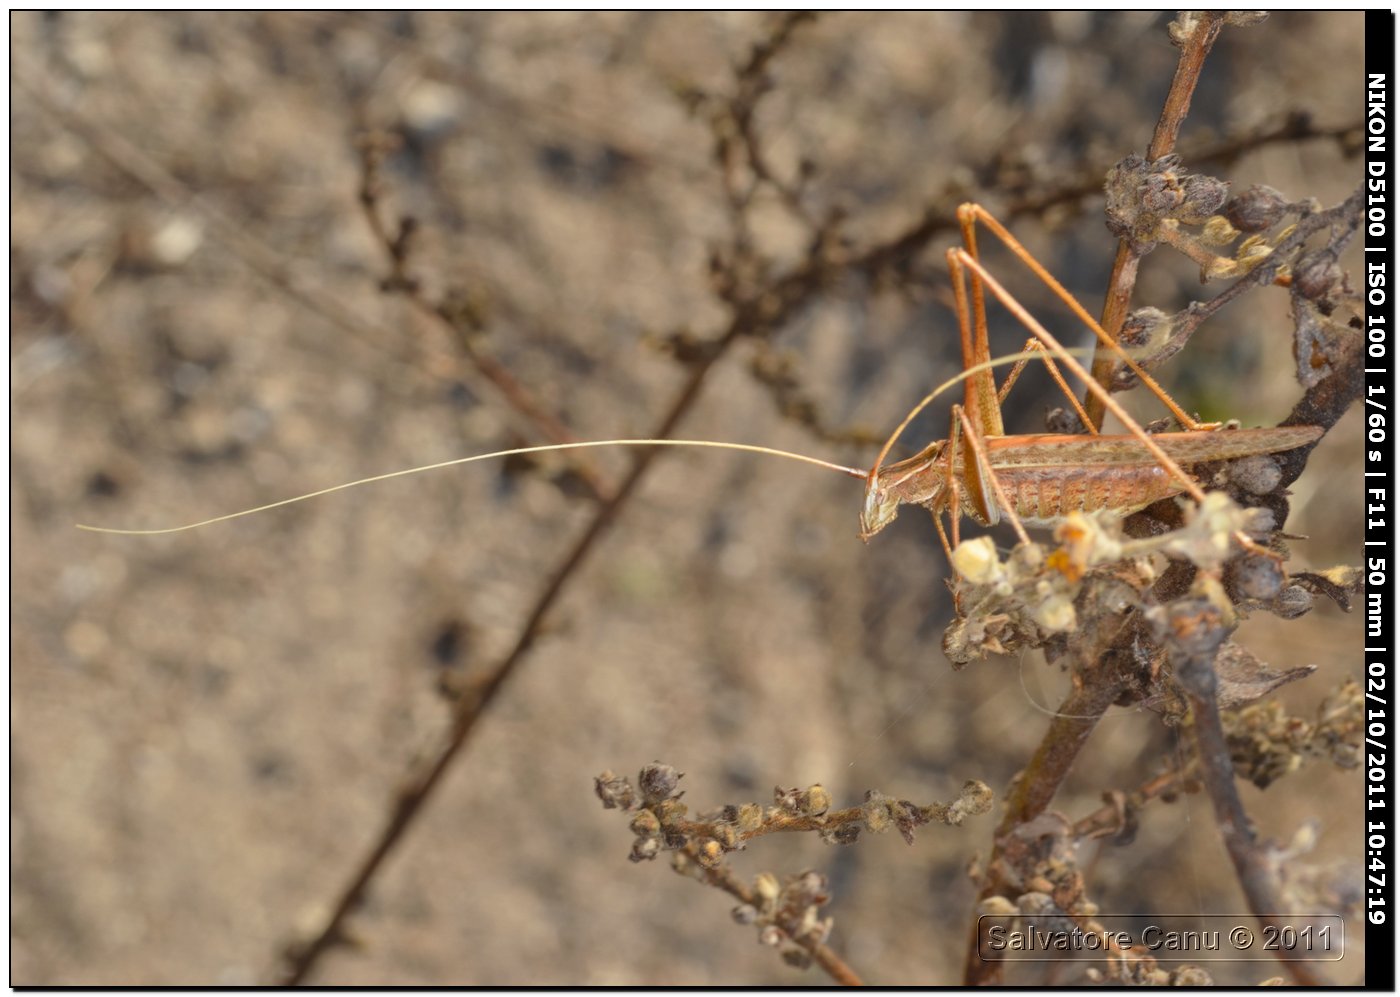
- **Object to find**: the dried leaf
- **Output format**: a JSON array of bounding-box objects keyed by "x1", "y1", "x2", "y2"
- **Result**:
[
  {"x1": 1292, "y1": 566, "x2": 1364, "y2": 612},
  {"x1": 1214, "y1": 641, "x2": 1316, "y2": 708}
]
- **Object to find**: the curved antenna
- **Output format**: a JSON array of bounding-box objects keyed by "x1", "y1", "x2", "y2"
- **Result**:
[
  {"x1": 865, "y1": 346, "x2": 1097, "y2": 481},
  {"x1": 76, "y1": 439, "x2": 867, "y2": 536}
]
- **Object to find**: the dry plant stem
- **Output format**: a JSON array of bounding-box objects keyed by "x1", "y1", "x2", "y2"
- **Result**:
[
  {"x1": 353, "y1": 142, "x2": 612, "y2": 502},
  {"x1": 682, "y1": 845, "x2": 863, "y2": 987},
  {"x1": 962, "y1": 675, "x2": 1129, "y2": 987},
  {"x1": 1072, "y1": 769, "x2": 1187, "y2": 840},
  {"x1": 1176, "y1": 652, "x2": 1327, "y2": 987},
  {"x1": 849, "y1": 112, "x2": 1359, "y2": 290},
  {"x1": 278, "y1": 324, "x2": 745, "y2": 985},
  {"x1": 14, "y1": 64, "x2": 582, "y2": 464},
  {"x1": 1130, "y1": 188, "x2": 1364, "y2": 378},
  {"x1": 273, "y1": 22, "x2": 848, "y2": 982},
  {"x1": 1086, "y1": 12, "x2": 1226, "y2": 429}
]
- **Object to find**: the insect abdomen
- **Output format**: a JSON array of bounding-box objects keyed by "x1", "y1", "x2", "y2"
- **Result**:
[{"x1": 996, "y1": 463, "x2": 1182, "y2": 526}]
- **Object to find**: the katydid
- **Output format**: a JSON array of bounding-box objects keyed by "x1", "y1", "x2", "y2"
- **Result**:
[{"x1": 77, "y1": 205, "x2": 1321, "y2": 566}]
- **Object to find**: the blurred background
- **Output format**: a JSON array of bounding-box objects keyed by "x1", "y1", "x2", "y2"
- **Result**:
[{"x1": 11, "y1": 12, "x2": 1365, "y2": 985}]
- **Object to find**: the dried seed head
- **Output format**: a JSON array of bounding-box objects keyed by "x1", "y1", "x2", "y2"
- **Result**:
[
  {"x1": 1294, "y1": 251, "x2": 1343, "y2": 301},
  {"x1": 696, "y1": 838, "x2": 724, "y2": 867},
  {"x1": 819, "y1": 823, "x2": 861, "y2": 845},
  {"x1": 638, "y1": 762, "x2": 682, "y2": 803},
  {"x1": 774, "y1": 786, "x2": 804, "y2": 813},
  {"x1": 710, "y1": 823, "x2": 739, "y2": 850},
  {"x1": 731, "y1": 903, "x2": 758, "y2": 925},
  {"x1": 1199, "y1": 214, "x2": 1240, "y2": 246},
  {"x1": 791, "y1": 870, "x2": 828, "y2": 903},
  {"x1": 951, "y1": 536, "x2": 1002, "y2": 585},
  {"x1": 629, "y1": 809, "x2": 661, "y2": 837},
  {"x1": 595, "y1": 771, "x2": 636, "y2": 810},
  {"x1": 861, "y1": 794, "x2": 893, "y2": 834},
  {"x1": 653, "y1": 798, "x2": 688, "y2": 823},
  {"x1": 1174, "y1": 174, "x2": 1230, "y2": 225},
  {"x1": 1270, "y1": 584, "x2": 1315, "y2": 619},
  {"x1": 1224, "y1": 184, "x2": 1288, "y2": 233},
  {"x1": 1159, "y1": 492, "x2": 1252, "y2": 569},
  {"x1": 799, "y1": 784, "x2": 832, "y2": 817},
  {"x1": 1140, "y1": 176, "x2": 1182, "y2": 216},
  {"x1": 734, "y1": 802, "x2": 764, "y2": 833},
  {"x1": 754, "y1": 871, "x2": 782, "y2": 903},
  {"x1": 1118, "y1": 306, "x2": 1172, "y2": 351},
  {"x1": 1031, "y1": 593, "x2": 1077, "y2": 633},
  {"x1": 956, "y1": 779, "x2": 996, "y2": 817},
  {"x1": 629, "y1": 836, "x2": 661, "y2": 863}
]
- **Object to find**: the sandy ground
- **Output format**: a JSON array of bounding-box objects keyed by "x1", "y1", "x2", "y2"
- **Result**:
[{"x1": 11, "y1": 12, "x2": 1367, "y2": 985}]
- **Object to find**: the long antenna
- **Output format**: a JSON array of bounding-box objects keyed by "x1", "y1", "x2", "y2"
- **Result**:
[
  {"x1": 866, "y1": 346, "x2": 1096, "y2": 480},
  {"x1": 75, "y1": 440, "x2": 867, "y2": 536}
]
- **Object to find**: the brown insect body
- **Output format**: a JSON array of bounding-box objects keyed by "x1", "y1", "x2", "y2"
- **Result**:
[{"x1": 862, "y1": 425, "x2": 1322, "y2": 536}]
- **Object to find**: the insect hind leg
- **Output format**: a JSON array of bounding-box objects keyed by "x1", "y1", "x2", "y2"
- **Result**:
[{"x1": 955, "y1": 203, "x2": 1215, "y2": 434}]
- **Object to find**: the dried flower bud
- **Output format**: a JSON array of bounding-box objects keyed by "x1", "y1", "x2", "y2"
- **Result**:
[
  {"x1": 956, "y1": 780, "x2": 996, "y2": 817},
  {"x1": 1174, "y1": 174, "x2": 1230, "y2": 225},
  {"x1": 804, "y1": 916, "x2": 835, "y2": 947},
  {"x1": 819, "y1": 824, "x2": 861, "y2": 845},
  {"x1": 754, "y1": 871, "x2": 782, "y2": 903},
  {"x1": 595, "y1": 771, "x2": 636, "y2": 810},
  {"x1": 861, "y1": 795, "x2": 893, "y2": 834},
  {"x1": 1199, "y1": 214, "x2": 1240, "y2": 246},
  {"x1": 710, "y1": 823, "x2": 739, "y2": 850},
  {"x1": 951, "y1": 536, "x2": 1001, "y2": 585},
  {"x1": 1224, "y1": 184, "x2": 1288, "y2": 233},
  {"x1": 774, "y1": 786, "x2": 804, "y2": 813},
  {"x1": 630, "y1": 836, "x2": 661, "y2": 863},
  {"x1": 799, "y1": 784, "x2": 832, "y2": 817},
  {"x1": 653, "y1": 798, "x2": 688, "y2": 823},
  {"x1": 734, "y1": 803, "x2": 764, "y2": 833},
  {"x1": 696, "y1": 838, "x2": 724, "y2": 867},
  {"x1": 638, "y1": 762, "x2": 682, "y2": 803},
  {"x1": 1140, "y1": 171, "x2": 1184, "y2": 215},
  {"x1": 1270, "y1": 584, "x2": 1315, "y2": 619},
  {"x1": 629, "y1": 809, "x2": 661, "y2": 837},
  {"x1": 1032, "y1": 593, "x2": 1077, "y2": 633},
  {"x1": 1294, "y1": 251, "x2": 1343, "y2": 301},
  {"x1": 792, "y1": 870, "x2": 828, "y2": 903},
  {"x1": 731, "y1": 903, "x2": 758, "y2": 925},
  {"x1": 758, "y1": 925, "x2": 784, "y2": 948},
  {"x1": 1119, "y1": 306, "x2": 1172, "y2": 351}
]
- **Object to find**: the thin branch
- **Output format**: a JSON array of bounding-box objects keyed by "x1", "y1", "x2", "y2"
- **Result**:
[
  {"x1": 1086, "y1": 12, "x2": 1228, "y2": 429},
  {"x1": 353, "y1": 134, "x2": 612, "y2": 502},
  {"x1": 1175, "y1": 637, "x2": 1328, "y2": 987},
  {"x1": 276, "y1": 318, "x2": 746, "y2": 984},
  {"x1": 684, "y1": 854, "x2": 864, "y2": 988},
  {"x1": 850, "y1": 113, "x2": 1360, "y2": 286},
  {"x1": 962, "y1": 673, "x2": 1128, "y2": 987},
  {"x1": 14, "y1": 61, "x2": 589, "y2": 460}
]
